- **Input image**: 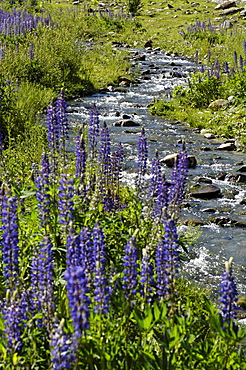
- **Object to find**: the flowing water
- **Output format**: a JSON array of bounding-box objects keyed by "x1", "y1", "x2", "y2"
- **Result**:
[{"x1": 67, "y1": 47, "x2": 246, "y2": 296}]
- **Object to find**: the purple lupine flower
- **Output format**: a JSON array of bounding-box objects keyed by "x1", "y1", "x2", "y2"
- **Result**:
[
  {"x1": 93, "y1": 223, "x2": 110, "y2": 314},
  {"x1": 122, "y1": 235, "x2": 138, "y2": 303},
  {"x1": 140, "y1": 249, "x2": 154, "y2": 303},
  {"x1": 207, "y1": 49, "x2": 211, "y2": 63},
  {"x1": 244, "y1": 41, "x2": 246, "y2": 56},
  {"x1": 47, "y1": 101, "x2": 59, "y2": 152},
  {"x1": 2, "y1": 289, "x2": 29, "y2": 354},
  {"x1": 30, "y1": 236, "x2": 54, "y2": 327},
  {"x1": 58, "y1": 174, "x2": 75, "y2": 237},
  {"x1": 64, "y1": 266, "x2": 91, "y2": 339},
  {"x1": 75, "y1": 129, "x2": 87, "y2": 185},
  {"x1": 79, "y1": 227, "x2": 94, "y2": 285},
  {"x1": 66, "y1": 224, "x2": 80, "y2": 268},
  {"x1": 99, "y1": 122, "x2": 113, "y2": 211},
  {"x1": 50, "y1": 319, "x2": 77, "y2": 370},
  {"x1": 99, "y1": 121, "x2": 111, "y2": 182},
  {"x1": 156, "y1": 218, "x2": 180, "y2": 301},
  {"x1": 224, "y1": 61, "x2": 229, "y2": 77},
  {"x1": 1, "y1": 193, "x2": 19, "y2": 289},
  {"x1": 56, "y1": 91, "x2": 69, "y2": 153},
  {"x1": 168, "y1": 142, "x2": 188, "y2": 217},
  {"x1": 239, "y1": 55, "x2": 244, "y2": 71},
  {"x1": 137, "y1": 127, "x2": 148, "y2": 190},
  {"x1": 88, "y1": 104, "x2": 100, "y2": 156},
  {"x1": 234, "y1": 51, "x2": 238, "y2": 70},
  {"x1": 219, "y1": 257, "x2": 238, "y2": 324},
  {"x1": 35, "y1": 152, "x2": 51, "y2": 228}
]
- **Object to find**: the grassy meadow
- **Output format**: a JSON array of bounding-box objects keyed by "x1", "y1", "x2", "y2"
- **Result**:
[{"x1": 0, "y1": 0, "x2": 245, "y2": 368}]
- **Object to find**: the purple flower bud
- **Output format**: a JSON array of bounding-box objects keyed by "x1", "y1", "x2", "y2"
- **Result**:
[
  {"x1": 64, "y1": 266, "x2": 91, "y2": 339},
  {"x1": 1, "y1": 193, "x2": 19, "y2": 289},
  {"x1": 156, "y1": 218, "x2": 180, "y2": 301},
  {"x1": 50, "y1": 319, "x2": 77, "y2": 369},
  {"x1": 219, "y1": 257, "x2": 238, "y2": 324}
]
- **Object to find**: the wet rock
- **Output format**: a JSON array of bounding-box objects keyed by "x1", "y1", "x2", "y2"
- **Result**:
[
  {"x1": 161, "y1": 153, "x2": 197, "y2": 168},
  {"x1": 122, "y1": 114, "x2": 131, "y2": 120},
  {"x1": 114, "y1": 119, "x2": 140, "y2": 127},
  {"x1": 132, "y1": 54, "x2": 146, "y2": 61},
  {"x1": 215, "y1": 1, "x2": 236, "y2": 10},
  {"x1": 141, "y1": 69, "x2": 151, "y2": 75},
  {"x1": 203, "y1": 133, "x2": 215, "y2": 139},
  {"x1": 144, "y1": 40, "x2": 153, "y2": 48},
  {"x1": 240, "y1": 199, "x2": 246, "y2": 205},
  {"x1": 67, "y1": 108, "x2": 79, "y2": 113},
  {"x1": 216, "y1": 142, "x2": 237, "y2": 151},
  {"x1": 217, "y1": 173, "x2": 227, "y2": 180},
  {"x1": 193, "y1": 177, "x2": 212, "y2": 184},
  {"x1": 213, "y1": 216, "x2": 246, "y2": 228},
  {"x1": 221, "y1": 7, "x2": 244, "y2": 16},
  {"x1": 201, "y1": 208, "x2": 217, "y2": 213},
  {"x1": 119, "y1": 80, "x2": 131, "y2": 87},
  {"x1": 227, "y1": 174, "x2": 246, "y2": 183},
  {"x1": 181, "y1": 218, "x2": 205, "y2": 226},
  {"x1": 190, "y1": 185, "x2": 221, "y2": 199},
  {"x1": 208, "y1": 99, "x2": 229, "y2": 109},
  {"x1": 238, "y1": 165, "x2": 246, "y2": 172}
]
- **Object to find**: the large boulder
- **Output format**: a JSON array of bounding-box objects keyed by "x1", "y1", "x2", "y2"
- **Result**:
[
  {"x1": 161, "y1": 153, "x2": 197, "y2": 168},
  {"x1": 216, "y1": 142, "x2": 237, "y2": 151},
  {"x1": 208, "y1": 99, "x2": 229, "y2": 110},
  {"x1": 215, "y1": 1, "x2": 236, "y2": 10},
  {"x1": 190, "y1": 184, "x2": 221, "y2": 199}
]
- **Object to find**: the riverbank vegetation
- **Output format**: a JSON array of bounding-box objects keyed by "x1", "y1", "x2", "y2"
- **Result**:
[{"x1": 0, "y1": 0, "x2": 246, "y2": 368}]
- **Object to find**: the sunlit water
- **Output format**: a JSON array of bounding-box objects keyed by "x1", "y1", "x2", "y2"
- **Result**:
[{"x1": 67, "y1": 47, "x2": 246, "y2": 295}]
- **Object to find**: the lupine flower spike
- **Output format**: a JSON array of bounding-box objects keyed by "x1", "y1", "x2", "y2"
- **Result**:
[
  {"x1": 50, "y1": 319, "x2": 77, "y2": 370},
  {"x1": 75, "y1": 128, "x2": 87, "y2": 193},
  {"x1": 219, "y1": 257, "x2": 238, "y2": 326},
  {"x1": 64, "y1": 265, "x2": 91, "y2": 339},
  {"x1": 1, "y1": 192, "x2": 19, "y2": 289},
  {"x1": 156, "y1": 218, "x2": 180, "y2": 302},
  {"x1": 137, "y1": 127, "x2": 148, "y2": 191}
]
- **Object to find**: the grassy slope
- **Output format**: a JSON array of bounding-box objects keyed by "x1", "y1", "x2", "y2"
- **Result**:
[{"x1": 114, "y1": 0, "x2": 246, "y2": 147}]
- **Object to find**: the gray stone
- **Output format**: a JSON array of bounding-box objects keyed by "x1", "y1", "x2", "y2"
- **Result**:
[
  {"x1": 114, "y1": 119, "x2": 140, "y2": 127},
  {"x1": 161, "y1": 153, "x2": 197, "y2": 168},
  {"x1": 215, "y1": 1, "x2": 236, "y2": 10},
  {"x1": 238, "y1": 165, "x2": 246, "y2": 172},
  {"x1": 203, "y1": 133, "x2": 215, "y2": 139},
  {"x1": 221, "y1": 7, "x2": 244, "y2": 16},
  {"x1": 208, "y1": 99, "x2": 229, "y2": 109},
  {"x1": 216, "y1": 142, "x2": 237, "y2": 151},
  {"x1": 190, "y1": 185, "x2": 221, "y2": 199},
  {"x1": 228, "y1": 174, "x2": 246, "y2": 183},
  {"x1": 193, "y1": 177, "x2": 213, "y2": 184}
]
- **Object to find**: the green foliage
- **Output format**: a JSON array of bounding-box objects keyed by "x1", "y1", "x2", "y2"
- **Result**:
[
  {"x1": 126, "y1": 0, "x2": 142, "y2": 16},
  {"x1": 173, "y1": 73, "x2": 225, "y2": 108},
  {"x1": 227, "y1": 69, "x2": 246, "y2": 103}
]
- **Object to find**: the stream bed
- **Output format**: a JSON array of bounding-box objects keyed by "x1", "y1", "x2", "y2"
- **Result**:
[{"x1": 67, "y1": 47, "x2": 246, "y2": 296}]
